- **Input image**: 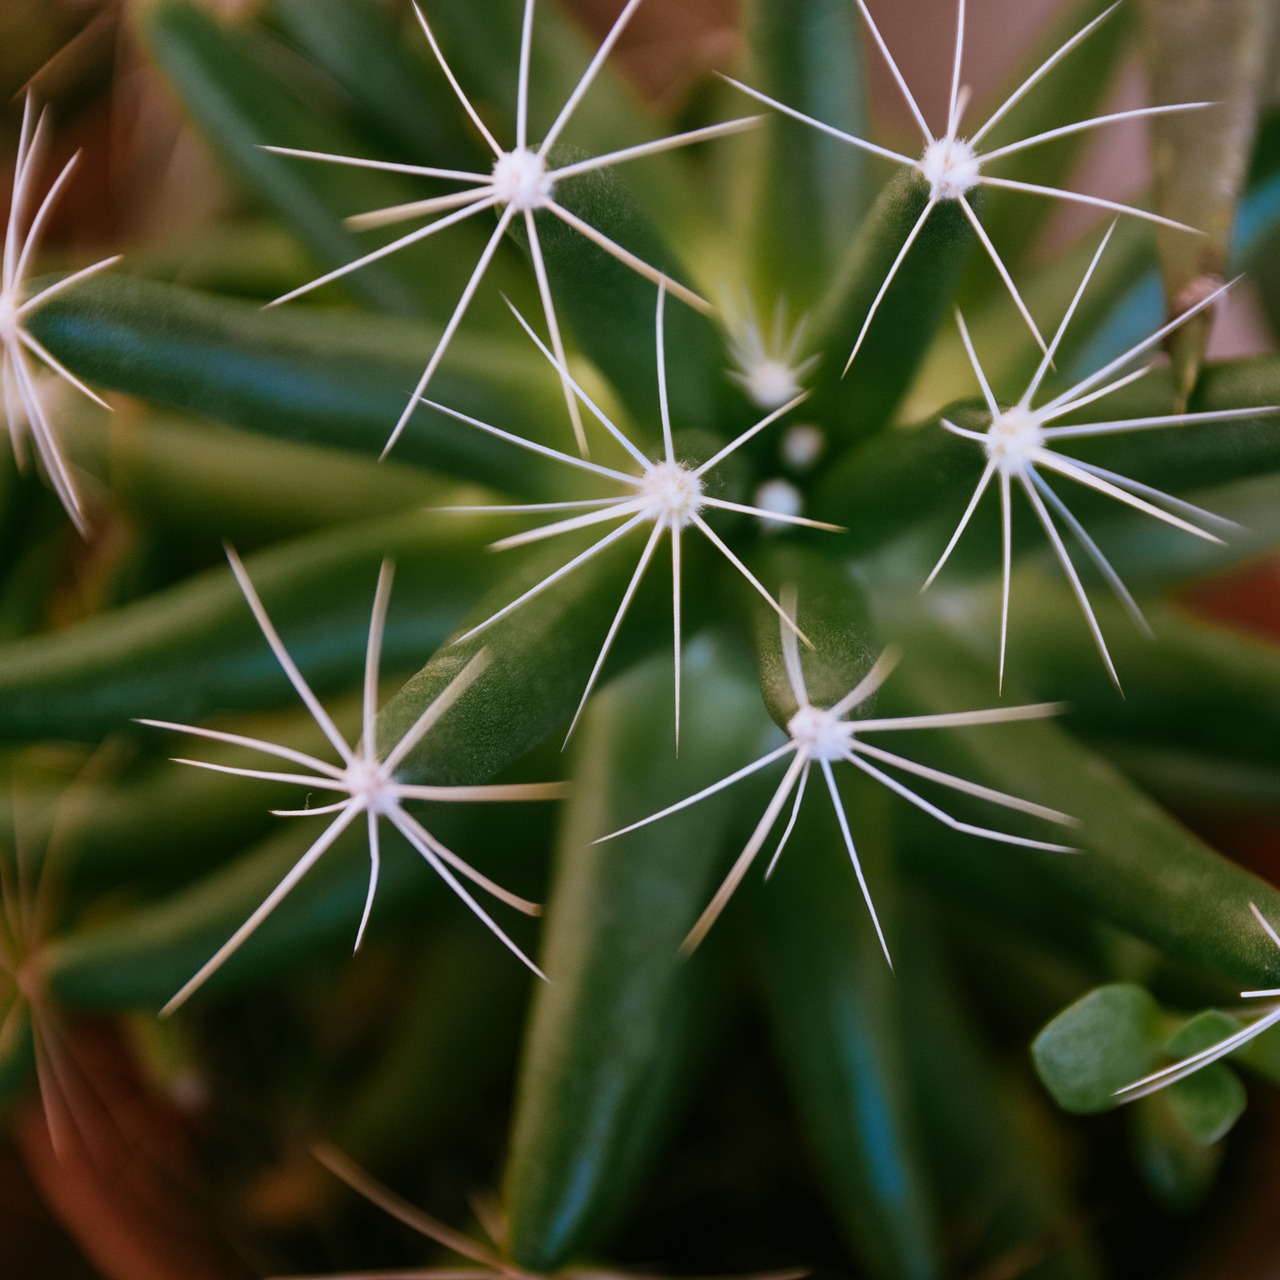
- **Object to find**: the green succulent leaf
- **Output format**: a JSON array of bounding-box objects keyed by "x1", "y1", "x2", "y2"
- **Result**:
[
  {"x1": 1099, "y1": 742, "x2": 1280, "y2": 815},
  {"x1": 126, "y1": 220, "x2": 315, "y2": 299},
  {"x1": 374, "y1": 528, "x2": 678, "y2": 787},
  {"x1": 1164, "y1": 1008, "x2": 1242, "y2": 1057},
  {"x1": 1165, "y1": 1064, "x2": 1247, "y2": 1146},
  {"x1": 1003, "y1": 591, "x2": 1280, "y2": 773},
  {"x1": 268, "y1": 0, "x2": 485, "y2": 172},
  {"x1": 1129, "y1": 1090, "x2": 1224, "y2": 1210},
  {"x1": 1031, "y1": 984, "x2": 1164, "y2": 1114},
  {"x1": 61, "y1": 406, "x2": 445, "y2": 542},
  {"x1": 530, "y1": 164, "x2": 726, "y2": 439},
  {"x1": 332, "y1": 917, "x2": 533, "y2": 1169},
  {"x1": 1155, "y1": 1007, "x2": 1254, "y2": 1141},
  {"x1": 811, "y1": 400, "x2": 981, "y2": 552}
]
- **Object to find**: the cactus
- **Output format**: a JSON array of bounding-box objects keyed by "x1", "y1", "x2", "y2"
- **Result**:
[{"x1": 3, "y1": 0, "x2": 1280, "y2": 1274}]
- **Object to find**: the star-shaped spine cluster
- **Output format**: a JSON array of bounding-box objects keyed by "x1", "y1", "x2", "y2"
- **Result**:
[
  {"x1": 432, "y1": 284, "x2": 841, "y2": 745},
  {"x1": 266, "y1": 0, "x2": 757, "y2": 457},
  {"x1": 923, "y1": 224, "x2": 1276, "y2": 688},
  {"x1": 723, "y1": 0, "x2": 1205, "y2": 365},
  {"x1": 141, "y1": 548, "x2": 566, "y2": 1012},
  {"x1": 2, "y1": 93, "x2": 120, "y2": 532},
  {"x1": 722, "y1": 294, "x2": 820, "y2": 410},
  {"x1": 600, "y1": 592, "x2": 1075, "y2": 961}
]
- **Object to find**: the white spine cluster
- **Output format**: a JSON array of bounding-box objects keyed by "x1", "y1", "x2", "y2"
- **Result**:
[
  {"x1": 722, "y1": 0, "x2": 1206, "y2": 367},
  {"x1": 601, "y1": 593, "x2": 1075, "y2": 961},
  {"x1": 264, "y1": 0, "x2": 759, "y2": 457},
  {"x1": 1, "y1": 94, "x2": 120, "y2": 532},
  {"x1": 924, "y1": 224, "x2": 1276, "y2": 689},
  {"x1": 431, "y1": 284, "x2": 842, "y2": 747},
  {"x1": 141, "y1": 548, "x2": 565, "y2": 1012}
]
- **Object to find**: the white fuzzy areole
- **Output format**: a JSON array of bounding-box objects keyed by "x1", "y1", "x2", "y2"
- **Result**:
[
  {"x1": 744, "y1": 358, "x2": 803, "y2": 410},
  {"x1": 787, "y1": 704, "x2": 853, "y2": 761},
  {"x1": 638, "y1": 460, "x2": 704, "y2": 527},
  {"x1": 343, "y1": 756, "x2": 398, "y2": 814},
  {"x1": 492, "y1": 147, "x2": 555, "y2": 211},
  {"x1": 920, "y1": 136, "x2": 981, "y2": 201},
  {"x1": 984, "y1": 405, "x2": 1044, "y2": 474}
]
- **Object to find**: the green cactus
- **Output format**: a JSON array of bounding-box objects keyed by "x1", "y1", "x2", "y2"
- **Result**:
[{"x1": 3, "y1": 0, "x2": 1280, "y2": 1275}]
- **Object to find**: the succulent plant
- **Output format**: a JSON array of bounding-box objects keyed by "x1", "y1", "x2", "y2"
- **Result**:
[{"x1": 3, "y1": 0, "x2": 1280, "y2": 1275}]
